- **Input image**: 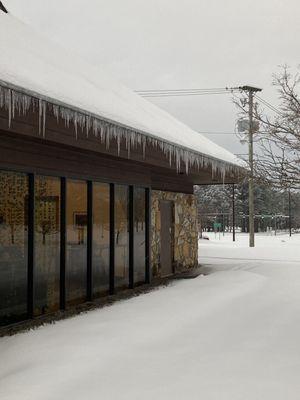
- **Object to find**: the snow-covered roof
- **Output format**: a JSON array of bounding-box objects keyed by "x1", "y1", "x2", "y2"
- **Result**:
[{"x1": 0, "y1": 11, "x2": 242, "y2": 174}]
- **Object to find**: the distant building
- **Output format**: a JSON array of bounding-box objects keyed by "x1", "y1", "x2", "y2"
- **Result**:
[{"x1": 0, "y1": 7, "x2": 242, "y2": 326}]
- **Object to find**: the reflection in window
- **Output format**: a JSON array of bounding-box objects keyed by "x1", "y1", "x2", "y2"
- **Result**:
[
  {"x1": 115, "y1": 185, "x2": 129, "y2": 289},
  {"x1": 0, "y1": 171, "x2": 28, "y2": 325},
  {"x1": 34, "y1": 176, "x2": 60, "y2": 316},
  {"x1": 134, "y1": 188, "x2": 146, "y2": 284},
  {"x1": 93, "y1": 183, "x2": 110, "y2": 296},
  {"x1": 66, "y1": 180, "x2": 87, "y2": 306}
]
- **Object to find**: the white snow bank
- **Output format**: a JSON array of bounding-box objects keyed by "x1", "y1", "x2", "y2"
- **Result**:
[
  {"x1": 0, "y1": 12, "x2": 241, "y2": 168},
  {"x1": 1, "y1": 233, "x2": 300, "y2": 400},
  {"x1": 199, "y1": 231, "x2": 300, "y2": 263}
]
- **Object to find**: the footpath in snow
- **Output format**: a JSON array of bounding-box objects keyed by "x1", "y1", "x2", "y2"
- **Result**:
[{"x1": 0, "y1": 233, "x2": 300, "y2": 400}]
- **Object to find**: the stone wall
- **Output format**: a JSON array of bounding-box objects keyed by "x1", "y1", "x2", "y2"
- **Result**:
[{"x1": 151, "y1": 190, "x2": 198, "y2": 277}]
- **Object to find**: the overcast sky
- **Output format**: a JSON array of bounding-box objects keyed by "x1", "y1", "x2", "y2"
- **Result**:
[{"x1": 6, "y1": 0, "x2": 300, "y2": 155}]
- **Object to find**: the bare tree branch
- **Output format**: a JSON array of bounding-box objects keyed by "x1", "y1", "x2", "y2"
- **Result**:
[{"x1": 234, "y1": 66, "x2": 300, "y2": 190}]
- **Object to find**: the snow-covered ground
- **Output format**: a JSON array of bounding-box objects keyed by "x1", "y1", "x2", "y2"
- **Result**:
[{"x1": 1, "y1": 233, "x2": 300, "y2": 400}]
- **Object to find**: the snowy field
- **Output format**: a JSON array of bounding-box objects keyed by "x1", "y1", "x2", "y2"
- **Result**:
[{"x1": 1, "y1": 233, "x2": 300, "y2": 400}]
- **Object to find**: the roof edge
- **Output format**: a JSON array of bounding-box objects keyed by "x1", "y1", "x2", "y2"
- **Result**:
[{"x1": 0, "y1": 80, "x2": 244, "y2": 177}]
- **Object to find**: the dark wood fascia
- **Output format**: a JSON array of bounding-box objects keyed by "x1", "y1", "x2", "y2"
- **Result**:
[
  {"x1": 0, "y1": 106, "x2": 240, "y2": 187},
  {"x1": 0, "y1": 129, "x2": 195, "y2": 193}
]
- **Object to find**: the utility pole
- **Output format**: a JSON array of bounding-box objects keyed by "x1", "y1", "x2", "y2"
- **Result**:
[
  {"x1": 239, "y1": 85, "x2": 262, "y2": 247},
  {"x1": 288, "y1": 189, "x2": 292, "y2": 237}
]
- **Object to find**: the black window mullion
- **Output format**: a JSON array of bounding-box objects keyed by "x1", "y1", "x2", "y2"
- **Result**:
[
  {"x1": 145, "y1": 188, "x2": 151, "y2": 284},
  {"x1": 109, "y1": 183, "x2": 115, "y2": 295},
  {"x1": 60, "y1": 177, "x2": 66, "y2": 310},
  {"x1": 87, "y1": 181, "x2": 93, "y2": 301},
  {"x1": 27, "y1": 173, "x2": 35, "y2": 319},
  {"x1": 129, "y1": 186, "x2": 134, "y2": 289}
]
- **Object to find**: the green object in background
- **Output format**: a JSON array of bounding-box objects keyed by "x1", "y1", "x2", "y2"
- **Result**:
[{"x1": 213, "y1": 222, "x2": 222, "y2": 230}]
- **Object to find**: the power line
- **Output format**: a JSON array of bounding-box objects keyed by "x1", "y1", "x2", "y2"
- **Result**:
[
  {"x1": 136, "y1": 87, "x2": 283, "y2": 119},
  {"x1": 140, "y1": 92, "x2": 231, "y2": 98},
  {"x1": 257, "y1": 97, "x2": 281, "y2": 115},
  {"x1": 136, "y1": 87, "x2": 230, "y2": 93},
  {"x1": 256, "y1": 95, "x2": 280, "y2": 113},
  {"x1": 136, "y1": 86, "x2": 228, "y2": 92},
  {"x1": 196, "y1": 130, "x2": 268, "y2": 137},
  {"x1": 135, "y1": 87, "x2": 240, "y2": 97},
  {"x1": 255, "y1": 95, "x2": 282, "y2": 116},
  {"x1": 138, "y1": 91, "x2": 232, "y2": 98},
  {"x1": 198, "y1": 131, "x2": 237, "y2": 135}
]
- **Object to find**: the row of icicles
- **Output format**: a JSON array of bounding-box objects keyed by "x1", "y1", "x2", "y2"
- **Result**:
[{"x1": 0, "y1": 82, "x2": 237, "y2": 178}]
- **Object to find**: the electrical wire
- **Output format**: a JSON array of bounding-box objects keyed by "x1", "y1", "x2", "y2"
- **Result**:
[
  {"x1": 135, "y1": 87, "x2": 240, "y2": 97},
  {"x1": 256, "y1": 96, "x2": 280, "y2": 113},
  {"x1": 135, "y1": 87, "x2": 284, "y2": 140},
  {"x1": 197, "y1": 131, "x2": 238, "y2": 135},
  {"x1": 255, "y1": 95, "x2": 282, "y2": 116},
  {"x1": 140, "y1": 92, "x2": 231, "y2": 97},
  {"x1": 257, "y1": 97, "x2": 281, "y2": 114},
  {"x1": 136, "y1": 87, "x2": 228, "y2": 93},
  {"x1": 136, "y1": 88, "x2": 283, "y2": 120}
]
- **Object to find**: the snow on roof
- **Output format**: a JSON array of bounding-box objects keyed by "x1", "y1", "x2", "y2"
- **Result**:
[{"x1": 0, "y1": 12, "x2": 243, "y2": 173}]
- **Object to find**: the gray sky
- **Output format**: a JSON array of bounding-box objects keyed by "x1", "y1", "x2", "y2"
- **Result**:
[{"x1": 6, "y1": 0, "x2": 300, "y2": 155}]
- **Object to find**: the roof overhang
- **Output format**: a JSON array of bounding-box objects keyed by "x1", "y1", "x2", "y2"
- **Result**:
[{"x1": 0, "y1": 79, "x2": 245, "y2": 183}]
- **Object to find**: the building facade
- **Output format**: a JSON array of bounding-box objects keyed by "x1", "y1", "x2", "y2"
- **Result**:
[
  {"x1": 0, "y1": 131, "x2": 203, "y2": 326},
  {"x1": 0, "y1": 8, "x2": 241, "y2": 327},
  {"x1": 0, "y1": 121, "x2": 204, "y2": 326}
]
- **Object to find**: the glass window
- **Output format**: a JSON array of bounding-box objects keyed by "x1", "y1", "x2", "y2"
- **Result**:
[
  {"x1": 115, "y1": 185, "x2": 129, "y2": 289},
  {"x1": 0, "y1": 171, "x2": 28, "y2": 325},
  {"x1": 34, "y1": 176, "x2": 60, "y2": 316},
  {"x1": 134, "y1": 188, "x2": 146, "y2": 284},
  {"x1": 92, "y1": 183, "x2": 110, "y2": 296},
  {"x1": 66, "y1": 180, "x2": 87, "y2": 306}
]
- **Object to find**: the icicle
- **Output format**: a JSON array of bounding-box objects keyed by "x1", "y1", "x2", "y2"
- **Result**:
[
  {"x1": 17, "y1": 92, "x2": 30, "y2": 116},
  {"x1": 92, "y1": 119, "x2": 97, "y2": 137},
  {"x1": 117, "y1": 134, "x2": 121, "y2": 155},
  {"x1": 85, "y1": 115, "x2": 90, "y2": 138},
  {"x1": 38, "y1": 100, "x2": 47, "y2": 137},
  {"x1": 7, "y1": 89, "x2": 12, "y2": 128},
  {"x1": 53, "y1": 105, "x2": 59, "y2": 122},
  {"x1": 74, "y1": 112, "x2": 78, "y2": 140},
  {"x1": 105, "y1": 125, "x2": 110, "y2": 150},
  {"x1": 11, "y1": 90, "x2": 16, "y2": 120},
  {"x1": 38, "y1": 99, "x2": 43, "y2": 135},
  {"x1": 99, "y1": 123, "x2": 103, "y2": 141},
  {"x1": 185, "y1": 151, "x2": 189, "y2": 174},
  {"x1": 142, "y1": 139, "x2": 146, "y2": 159},
  {"x1": 78, "y1": 113, "x2": 85, "y2": 132},
  {"x1": 61, "y1": 107, "x2": 71, "y2": 127},
  {"x1": 222, "y1": 168, "x2": 226, "y2": 185},
  {"x1": 42, "y1": 101, "x2": 46, "y2": 137},
  {"x1": 127, "y1": 139, "x2": 131, "y2": 159},
  {"x1": 0, "y1": 82, "x2": 243, "y2": 181}
]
